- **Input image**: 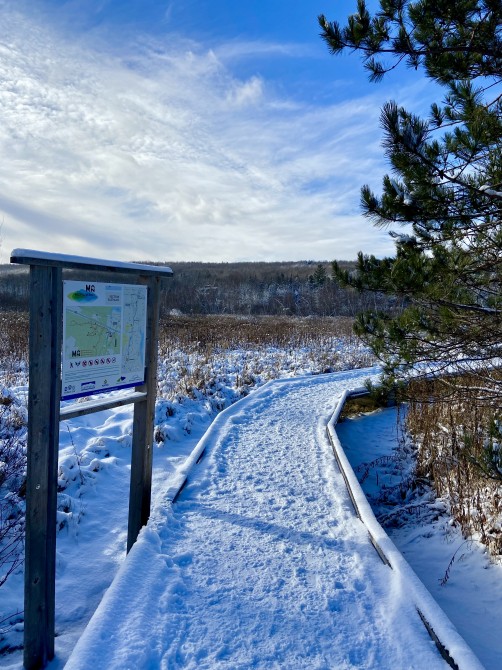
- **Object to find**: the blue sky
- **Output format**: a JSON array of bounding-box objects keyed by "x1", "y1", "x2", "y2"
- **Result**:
[{"x1": 0, "y1": 0, "x2": 435, "y2": 262}]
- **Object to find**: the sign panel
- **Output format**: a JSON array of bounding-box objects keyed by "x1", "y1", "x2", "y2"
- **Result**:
[{"x1": 62, "y1": 281, "x2": 147, "y2": 400}]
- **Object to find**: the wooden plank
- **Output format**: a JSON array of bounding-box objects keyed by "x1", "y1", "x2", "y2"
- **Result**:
[
  {"x1": 127, "y1": 276, "x2": 160, "y2": 552},
  {"x1": 60, "y1": 391, "x2": 147, "y2": 421},
  {"x1": 24, "y1": 265, "x2": 62, "y2": 670},
  {"x1": 10, "y1": 249, "x2": 173, "y2": 277}
]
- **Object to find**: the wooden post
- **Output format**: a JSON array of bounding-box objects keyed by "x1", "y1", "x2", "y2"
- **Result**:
[
  {"x1": 127, "y1": 276, "x2": 160, "y2": 552},
  {"x1": 10, "y1": 249, "x2": 172, "y2": 668},
  {"x1": 24, "y1": 265, "x2": 62, "y2": 670}
]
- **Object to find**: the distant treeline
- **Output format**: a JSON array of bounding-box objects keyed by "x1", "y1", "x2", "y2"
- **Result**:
[{"x1": 0, "y1": 260, "x2": 397, "y2": 317}]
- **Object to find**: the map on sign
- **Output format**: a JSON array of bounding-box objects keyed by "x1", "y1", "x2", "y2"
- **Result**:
[{"x1": 62, "y1": 280, "x2": 147, "y2": 400}]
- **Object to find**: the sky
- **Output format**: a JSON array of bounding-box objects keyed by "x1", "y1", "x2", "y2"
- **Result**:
[{"x1": 0, "y1": 0, "x2": 438, "y2": 263}]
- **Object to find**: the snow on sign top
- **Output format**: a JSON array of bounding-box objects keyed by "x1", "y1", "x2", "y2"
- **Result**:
[{"x1": 10, "y1": 248, "x2": 173, "y2": 276}]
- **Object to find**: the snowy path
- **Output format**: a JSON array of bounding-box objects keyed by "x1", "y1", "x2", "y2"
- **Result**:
[{"x1": 64, "y1": 371, "x2": 475, "y2": 670}]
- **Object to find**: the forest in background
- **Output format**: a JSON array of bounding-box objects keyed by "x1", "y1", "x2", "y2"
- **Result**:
[{"x1": 0, "y1": 260, "x2": 397, "y2": 317}]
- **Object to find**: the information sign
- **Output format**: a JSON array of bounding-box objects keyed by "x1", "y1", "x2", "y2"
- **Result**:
[{"x1": 62, "y1": 280, "x2": 147, "y2": 399}]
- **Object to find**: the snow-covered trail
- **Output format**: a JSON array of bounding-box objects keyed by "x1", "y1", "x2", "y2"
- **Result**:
[{"x1": 65, "y1": 371, "x2": 456, "y2": 669}]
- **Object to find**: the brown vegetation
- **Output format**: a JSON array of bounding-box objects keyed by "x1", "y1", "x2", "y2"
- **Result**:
[
  {"x1": 339, "y1": 394, "x2": 384, "y2": 420},
  {"x1": 0, "y1": 310, "x2": 359, "y2": 363},
  {"x1": 0, "y1": 312, "x2": 28, "y2": 381},
  {"x1": 406, "y1": 374, "x2": 502, "y2": 557},
  {"x1": 159, "y1": 313, "x2": 355, "y2": 351}
]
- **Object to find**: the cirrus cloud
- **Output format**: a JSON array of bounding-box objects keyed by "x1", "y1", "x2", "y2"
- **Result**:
[{"x1": 0, "y1": 5, "x2": 404, "y2": 263}]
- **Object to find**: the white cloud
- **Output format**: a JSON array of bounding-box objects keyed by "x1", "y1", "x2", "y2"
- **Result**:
[
  {"x1": 225, "y1": 76, "x2": 264, "y2": 107},
  {"x1": 214, "y1": 39, "x2": 306, "y2": 62},
  {"x1": 0, "y1": 6, "x2": 397, "y2": 263}
]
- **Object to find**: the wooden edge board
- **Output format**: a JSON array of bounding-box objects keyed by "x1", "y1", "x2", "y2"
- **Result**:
[{"x1": 60, "y1": 391, "x2": 147, "y2": 420}]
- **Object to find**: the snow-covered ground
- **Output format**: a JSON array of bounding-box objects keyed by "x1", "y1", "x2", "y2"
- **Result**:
[
  {"x1": 0, "y1": 335, "x2": 371, "y2": 666},
  {"x1": 0, "y1": 337, "x2": 498, "y2": 668},
  {"x1": 59, "y1": 371, "x2": 474, "y2": 669}
]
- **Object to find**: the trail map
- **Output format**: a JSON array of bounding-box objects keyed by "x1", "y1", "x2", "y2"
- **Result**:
[{"x1": 62, "y1": 281, "x2": 147, "y2": 399}]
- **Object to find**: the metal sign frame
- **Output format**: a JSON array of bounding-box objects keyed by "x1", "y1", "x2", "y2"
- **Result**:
[{"x1": 9, "y1": 249, "x2": 173, "y2": 670}]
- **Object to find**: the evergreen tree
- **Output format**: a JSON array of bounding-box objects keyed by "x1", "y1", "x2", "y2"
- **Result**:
[
  {"x1": 309, "y1": 263, "x2": 328, "y2": 286},
  {"x1": 319, "y1": 0, "x2": 502, "y2": 403}
]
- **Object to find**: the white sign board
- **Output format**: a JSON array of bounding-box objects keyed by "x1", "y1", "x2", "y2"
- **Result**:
[{"x1": 62, "y1": 280, "x2": 147, "y2": 400}]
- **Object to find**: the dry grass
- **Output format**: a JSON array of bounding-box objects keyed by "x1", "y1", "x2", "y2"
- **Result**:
[
  {"x1": 0, "y1": 312, "x2": 28, "y2": 381},
  {"x1": 158, "y1": 314, "x2": 355, "y2": 351},
  {"x1": 155, "y1": 315, "x2": 372, "y2": 400},
  {"x1": 406, "y1": 374, "x2": 502, "y2": 558},
  {"x1": 0, "y1": 312, "x2": 356, "y2": 360},
  {"x1": 339, "y1": 395, "x2": 384, "y2": 419},
  {"x1": 0, "y1": 310, "x2": 371, "y2": 401}
]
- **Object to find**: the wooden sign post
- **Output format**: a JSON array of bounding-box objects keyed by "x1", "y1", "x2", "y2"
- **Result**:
[{"x1": 10, "y1": 250, "x2": 172, "y2": 670}]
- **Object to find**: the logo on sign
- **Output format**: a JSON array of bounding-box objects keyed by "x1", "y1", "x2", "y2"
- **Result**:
[{"x1": 68, "y1": 287, "x2": 97, "y2": 303}]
